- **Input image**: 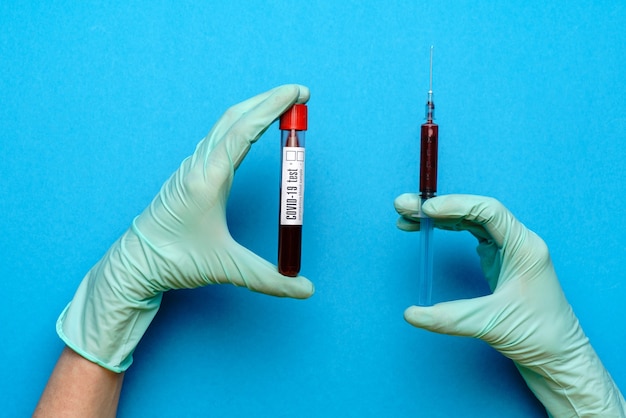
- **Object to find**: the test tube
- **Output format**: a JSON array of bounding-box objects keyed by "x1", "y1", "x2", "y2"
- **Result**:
[{"x1": 278, "y1": 104, "x2": 307, "y2": 277}]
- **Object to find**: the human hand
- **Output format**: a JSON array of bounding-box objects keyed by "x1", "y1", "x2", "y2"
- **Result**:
[
  {"x1": 395, "y1": 194, "x2": 625, "y2": 417},
  {"x1": 57, "y1": 85, "x2": 314, "y2": 372}
]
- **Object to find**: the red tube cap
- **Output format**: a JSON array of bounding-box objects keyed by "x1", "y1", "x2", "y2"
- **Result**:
[{"x1": 279, "y1": 104, "x2": 308, "y2": 130}]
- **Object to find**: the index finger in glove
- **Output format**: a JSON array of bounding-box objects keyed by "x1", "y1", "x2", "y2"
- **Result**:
[
  {"x1": 197, "y1": 84, "x2": 310, "y2": 171},
  {"x1": 420, "y1": 194, "x2": 528, "y2": 249},
  {"x1": 394, "y1": 193, "x2": 491, "y2": 240}
]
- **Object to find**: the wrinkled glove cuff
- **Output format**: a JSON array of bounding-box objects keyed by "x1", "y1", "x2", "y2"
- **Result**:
[{"x1": 55, "y1": 231, "x2": 164, "y2": 372}]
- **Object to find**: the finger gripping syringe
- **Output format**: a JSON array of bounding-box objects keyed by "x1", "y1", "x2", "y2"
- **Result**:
[{"x1": 417, "y1": 46, "x2": 438, "y2": 306}]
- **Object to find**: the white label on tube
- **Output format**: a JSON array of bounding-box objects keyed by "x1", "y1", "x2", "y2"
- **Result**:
[{"x1": 280, "y1": 146, "x2": 305, "y2": 225}]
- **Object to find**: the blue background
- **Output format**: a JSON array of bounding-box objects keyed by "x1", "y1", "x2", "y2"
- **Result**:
[{"x1": 2, "y1": 1, "x2": 625, "y2": 416}]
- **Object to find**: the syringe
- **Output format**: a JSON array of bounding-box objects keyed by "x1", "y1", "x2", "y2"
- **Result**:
[{"x1": 417, "y1": 46, "x2": 438, "y2": 306}]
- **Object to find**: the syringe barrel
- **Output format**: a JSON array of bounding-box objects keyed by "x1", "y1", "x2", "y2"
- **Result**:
[
  {"x1": 419, "y1": 121, "x2": 438, "y2": 199},
  {"x1": 417, "y1": 215, "x2": 435, "y2": 306}
]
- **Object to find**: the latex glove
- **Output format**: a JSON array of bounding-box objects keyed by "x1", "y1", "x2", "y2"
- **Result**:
[
  {"x1": 57, "y1": 85, "x2": 314, "y2": 372},
  {"x1": 395, "y1": 194, "x2": 625, "y2": 417}
]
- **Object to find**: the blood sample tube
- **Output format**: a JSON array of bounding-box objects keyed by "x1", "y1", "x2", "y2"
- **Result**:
[{"x1": 278, "y1": 104, "x2": 307, "y2": 277}]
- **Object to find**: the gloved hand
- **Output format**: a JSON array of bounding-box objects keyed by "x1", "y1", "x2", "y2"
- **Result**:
[
  {"x1": 57, "y1": 85, "x2": 314, "y2": 372},
  {"x1": 395, "y1": 193, "x2": 625, "y2": 417}
]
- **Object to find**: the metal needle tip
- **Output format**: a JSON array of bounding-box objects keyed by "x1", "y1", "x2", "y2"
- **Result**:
[{"x1": 429, "y1": 46, "x2": 434, "y2": 94}]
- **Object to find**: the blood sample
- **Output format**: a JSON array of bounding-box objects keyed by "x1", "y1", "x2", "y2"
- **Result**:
[
  {"x1": 278, "y1": 104, "x2": 307, "y2": 277},
  {"x1": 420, "y1": 107, "x2": 438, "y2": 199}
]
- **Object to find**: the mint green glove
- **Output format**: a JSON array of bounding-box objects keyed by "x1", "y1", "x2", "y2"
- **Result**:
[
  {"x1": 395, "y1": 194, "x2": 625, "y2": 417},
  {"x1": 57, "y1": 85, "x2": 314, "y2": 372}
]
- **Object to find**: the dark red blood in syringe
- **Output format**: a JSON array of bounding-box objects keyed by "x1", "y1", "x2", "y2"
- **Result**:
[{"x1": 419, "y1": 122, "x2": 438, "y2": 199}]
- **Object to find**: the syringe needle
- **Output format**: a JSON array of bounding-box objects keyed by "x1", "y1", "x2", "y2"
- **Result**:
[{"x1": 429, "y1": 45, "x2": 433, "y2": 95}]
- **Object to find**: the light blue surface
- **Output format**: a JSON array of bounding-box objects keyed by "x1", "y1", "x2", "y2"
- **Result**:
[{"x1": 2, "y1": 1, "x2": 625, "y2": 416}]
